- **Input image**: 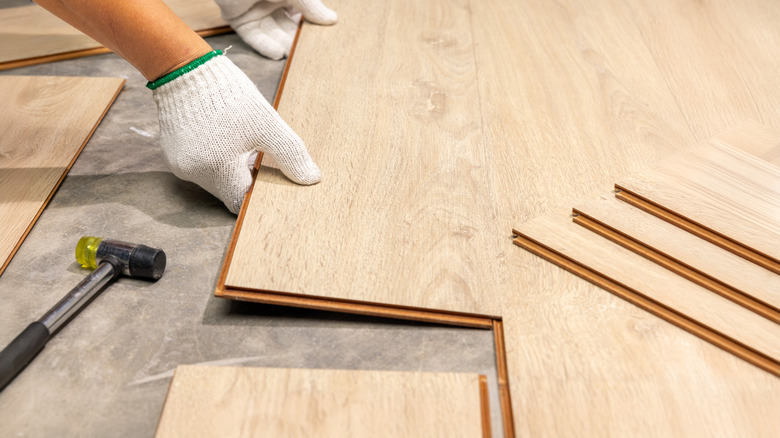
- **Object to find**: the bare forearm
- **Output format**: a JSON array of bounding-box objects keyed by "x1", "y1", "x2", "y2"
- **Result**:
[{"x1": 34, "y1": 0, "x2": 212, "y2": 80}]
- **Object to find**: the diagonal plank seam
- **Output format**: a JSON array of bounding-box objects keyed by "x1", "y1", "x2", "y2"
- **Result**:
[
  {"x1": 571, "y1": 210, "x2": 780, "y2": 323},
  {"x1": 511, "y1": 230, "x2": 780, "y2": 378}
]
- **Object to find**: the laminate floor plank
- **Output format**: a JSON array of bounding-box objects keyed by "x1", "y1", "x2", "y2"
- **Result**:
[
  {"x1": 512, "y1": 210, "x2": 780, "y2": 371},
  {"x1": 224, "y1": 0, "x2": 507, "y2": 317},
  {"x1": 468, "y1": 0, "x2": 780, "y2": 435},
  {"x1": 155, "y1": 366, "x2": 488, "y2": 438},
  {"x1": 616, "y1": 130, "x2": 780, "y2": 268},
  {"x1": 218, "y1": 0, "x2": 780, "y2": 434},
  {"x1": 221, "y1": 0, "x2": 691, "y2": 319},
  {"x1": 573, "y1": 195, "x2": 780, "y2": 315},
  {"x1": 625, "y1": 0, "x2": 780, "y2": 139},
  {"x1": 0, "y1": 75, "x2": 124, "y2": 276},
  {"x1": 712, "y1": 122, "x2": 780, "y2": 166},
  {"x1": 0, "y1": 1, "x2": 228, "y2": 71}
]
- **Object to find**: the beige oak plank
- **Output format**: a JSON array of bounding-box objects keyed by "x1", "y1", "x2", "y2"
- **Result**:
[
  {"x1": 225, "y1": 0, "x2": 506, "y2": 316},
  {"x1": 625, "y1": 0, "x2": 780, "y2": 140},
  {"x1": 512, "y1": 210, "x2": 780, "y2": 435},
  {"x1": 0, "y1": 75, "x2": 124, "y2": 277},
  {"x1": 467, "y1": 0, "x2": 771, "y2": 433},
  {"x1": 220, "y1": 0, "x2": 780, "y2": 434},
  {"x1": 616, "y1": 130, "x2": 780, "y2": 269},
  {"x1": 712, "y1": 121, "x2": 780, "y2": 166},
  {"x1": 500, "y1": 267, "x2": 780, "y2": 437},
  {"x1": 223, "y1": 0, "x2": 691, "y2": 317},
  {"x1": 0, "y1": 1, "x2": 228, "y2": 71},
  {"x1": 512, "y1": 210, "x2": 780, "y2": 373},
  {"x1": 155, "y1": 366, "x2": 488, "y2": 438},
  {"x1": 573, "y1": 194, "x2": 780, "y2": 317}
]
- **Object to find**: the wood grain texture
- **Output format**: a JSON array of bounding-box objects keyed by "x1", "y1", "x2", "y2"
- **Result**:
[
  {"x1": 616, "y1": 128, "x2": 780, "y2": 271},
  {"x1": 625, "y1": 0, "x2": 780, "y2": 139},
  {"x1": 219, "y1": 0, "x2": 780, "y2": 434},
  {"x1": 0, "y1": 1, "x2": 229, "y2": 71},
  {"x1": 0, "y1": 75, "x2": 124, "y2": 277},
  {"x1": 513, "y1": 211, "x2": 780, "y2": 373},
  {"x1": 512, "y1": 210, "x2": 780, "y2": 434},
  {"x1": 225, "y1": 0, "x2": 507, "y2": 316},
  {"x1": 222, "y1": 0, "x2": 690, "y2": 319},
  {"x1": 573, "y1": 195, "x2": 780, "y2": 320},
  {"x1": 155, "y1": 366, "x2": 488, "y2": 438}
]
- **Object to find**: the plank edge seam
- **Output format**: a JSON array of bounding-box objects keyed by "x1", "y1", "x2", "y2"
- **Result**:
[
  {"x1": 614, "y1": 186, "x2": 780, "y2": 274},
  {"x1": 571, "y1": 210, "x2": 780, "y2": 322},
  {"x1": 512, "y1": 233, "x2": 780, "y2": 378}
]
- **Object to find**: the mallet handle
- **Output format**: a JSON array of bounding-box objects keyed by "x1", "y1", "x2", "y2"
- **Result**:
[
  {"x1": 0, "y1": 322, "x2": 49, "y2": 391},
  {"x1": 40, "y1": 259, "x2": 119, "y2": 334},
  {"x1": 0, "y1": 258, "x2": 120, "y2": 392}
]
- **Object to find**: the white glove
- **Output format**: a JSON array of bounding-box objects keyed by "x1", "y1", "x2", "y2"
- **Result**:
[
  {"x1": 216, "y1": 0, "x2": 337, "y2": 60},
  {"x1": 150, "y1": 51, "x2": 320, "y2": 213}
]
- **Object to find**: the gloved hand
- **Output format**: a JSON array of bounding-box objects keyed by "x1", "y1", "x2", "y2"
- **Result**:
[
  {"x1": 216, "y1": 0, "x2": 337, "y2": 60},
  {"x1": 149, "y1": 51, "x2": 320, "y2": 213}
]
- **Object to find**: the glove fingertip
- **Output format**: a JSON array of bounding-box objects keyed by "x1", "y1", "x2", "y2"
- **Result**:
[{"x1": 306, "y1": 10, "x2": 337, "y2": 25}]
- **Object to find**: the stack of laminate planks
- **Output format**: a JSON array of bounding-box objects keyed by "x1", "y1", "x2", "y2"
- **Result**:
[
  {"x1": 155, "y1": 366, "x2": 491, "y2": 438},
  {"x1": 513, "y1": 123, "x2": 780, "y2": 376}
]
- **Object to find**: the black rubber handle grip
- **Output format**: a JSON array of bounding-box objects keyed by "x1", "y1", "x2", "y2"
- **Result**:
[{"x1": 0, "y1": 322, "x2": 50, "y2": 391}]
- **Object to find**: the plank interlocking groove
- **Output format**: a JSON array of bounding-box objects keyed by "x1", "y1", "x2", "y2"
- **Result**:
[
  {"x1": 155, "y1": 366, "x2": 490, "y2": 438},
  {"x1": 512, "y1": 210, "x2": 780, "y2": 375},
  {"x1": 616, "y1": 127, "x2": 780, "y2": 274},
  {"x1": 218, "y1": 0, "x2": 780, "y2": 434},
  {"x1": 573, "y1": 195, "x2": 780, "y2": 322},
  {"x1": 0, "y1": 75, "x2": 125, "y2": 277},
  {"x1": 0, "y1": 1, "x2": 229, "y2": 71}
]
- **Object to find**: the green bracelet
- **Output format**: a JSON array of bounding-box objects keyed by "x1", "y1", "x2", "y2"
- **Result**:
[{"x1": 146, "y1": 50, "x2": 223, "y2": 90}]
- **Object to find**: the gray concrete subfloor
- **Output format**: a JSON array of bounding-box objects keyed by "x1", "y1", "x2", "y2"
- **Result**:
[
  {"x1": 5, "y1": 1, "x2": 34, "y2": 7},
  {"x1": 0, "y1": 33, "x2": 502, "y2": 436}
]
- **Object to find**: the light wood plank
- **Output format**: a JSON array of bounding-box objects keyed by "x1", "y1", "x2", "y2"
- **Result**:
[
  {"x1": 512, "y1": 210, "x2": 780, "y2": 433},
  {"x1": 222, "y1": 0, "x2": 691, "y2": 318},
  {"x1": 225, "y1": 0, "x2": 506, "y2": 316},
  {"x1": 465, "y1": 1, "x2": 780, "y2": 435},
  {"x1": 0, "y1": 1, "x2": 228, "y2": 71},
  {"x1": 219, "y1": 0, "x2": 780, "y2": 434},
  {"x1": 616, "y1": 130, "x2": 780, "y2": 270},
  {"x1": 155, "y1": 366, "x2": 488, "y2": 438},
  {"x1": 0, "y1": 75, "x2": 124, "y2": 276},
  {"x1": 513, "y1": 210, "x2": 780, "y2": 372},
  {"x1": 712, "y1": 121, "x2": 780, "y2": 166},
  {"x1": 625, "y1": 0, "x2": 780, "y2": 139},
  {"x1": 573, "y1": 195, "x2": 780, "y2": 318}
]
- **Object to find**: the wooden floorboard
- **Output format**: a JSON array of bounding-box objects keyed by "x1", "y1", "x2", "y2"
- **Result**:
[
  {"x1": 0, "y1": 1, "x2": 229, "y2": 71},
  {"x1": 616, "y1": 130, "x2": 780, "y2": 271},
  {"x1": 155, "y1": 366, "x2": 488, "y2": 438},
  {"x1": 225, "y1": 0, "x2": 509, "y2": 317},
  {"x1": 218, "y1": 0, "x2": 780, "y2": 434},
  {"x1": 625, "y1": 0, "x2": 780, "y2": 139},
  {"x1": 573, "y1": 195, "x2": 780, "y2": 318},
  {"x1": 0, "y1": 75, "x2": 124, "y2": 277},
  {"x1": 512, "y1": 210, "x2": 780, "y2": 433},
  {"x1": 512, "y1": 210, "x2": 780, "y2": 373},
  {"x1": 221, "y1": 0, "x2": 691, "y2": 320}
]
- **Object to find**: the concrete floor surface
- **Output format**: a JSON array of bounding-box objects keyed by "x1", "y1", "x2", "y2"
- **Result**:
[{"x1": 0, "y1": 33, "x2": 502, "y2": 436}]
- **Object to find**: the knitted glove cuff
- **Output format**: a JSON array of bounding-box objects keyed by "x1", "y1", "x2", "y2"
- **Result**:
[{"x1": 146, "y1": 50, "x2": 223, "y2": 90}]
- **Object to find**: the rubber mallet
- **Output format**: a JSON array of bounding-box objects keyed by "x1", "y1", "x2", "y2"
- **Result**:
[{"x1": 0, "y1": 237, "x2": 166, "y2": 391}]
